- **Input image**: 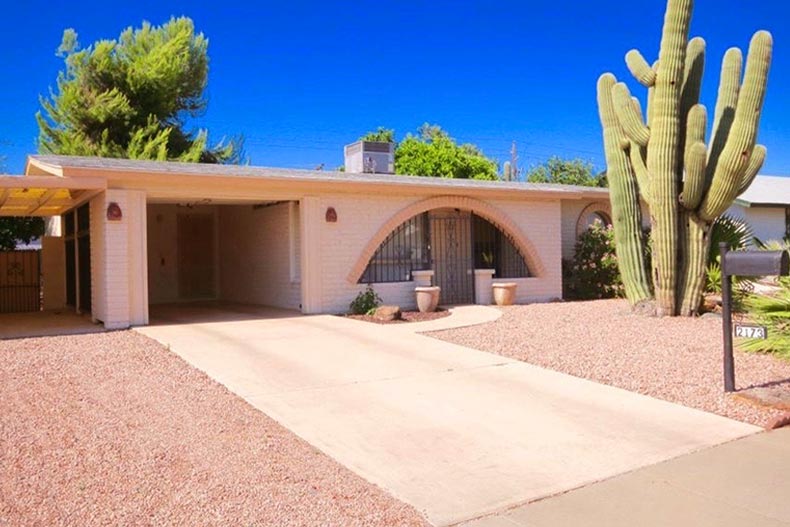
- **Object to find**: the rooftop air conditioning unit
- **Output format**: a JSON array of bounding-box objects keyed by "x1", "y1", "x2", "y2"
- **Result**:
[{"x1": 343, "y1": 141, "x2": 395, "y2": 174}]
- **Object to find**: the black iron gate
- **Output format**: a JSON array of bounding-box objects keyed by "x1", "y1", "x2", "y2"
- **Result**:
[
  {"x1": 430, "y1": 210, "x2": 474, "y2": 304},
  {"x1": 0, "y1": 250, "x2": 41, "y2": 313}
]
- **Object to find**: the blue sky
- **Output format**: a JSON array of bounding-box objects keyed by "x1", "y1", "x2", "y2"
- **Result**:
[{"x1": 1, "y1": 0, "x2": 788, "y2": 176}]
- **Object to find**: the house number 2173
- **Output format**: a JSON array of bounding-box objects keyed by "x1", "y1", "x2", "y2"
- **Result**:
[{"x1": 734, "y1": 324, "x2": 767, "y2": 340}]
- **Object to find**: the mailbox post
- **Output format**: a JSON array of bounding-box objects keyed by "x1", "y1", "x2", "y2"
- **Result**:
[
  {"x1": 720, "y1": 242, "x2": 790, "y2": 392},
  {"x1": 720, "y1": 244, "x2": 735, "y2": 392}
]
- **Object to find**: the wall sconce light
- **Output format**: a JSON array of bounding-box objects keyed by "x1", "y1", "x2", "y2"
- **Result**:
[{"x1": 106, "y1": 202, "x2": 123, "y2": 221}]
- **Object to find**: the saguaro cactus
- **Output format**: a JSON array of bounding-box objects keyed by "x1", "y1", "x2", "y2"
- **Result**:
[{"x1": 597, "y1": 0, "x2": 772, "y2": 316}]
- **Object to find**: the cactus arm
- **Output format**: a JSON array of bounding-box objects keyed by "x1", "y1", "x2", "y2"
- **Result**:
[
  {"x1": 678, "y1": 38, "x2": 705, "y2": 182},
  {"x1": 699, "y1": 31, "x2": 772, "y2": 221},
  {"x1": 680, "y1": 38, "x2": 706, "y2": 120},
  {"x1": 737, "y1": 144, "x2": 767, "y2": 196},
  {"x1": 626, "y1": 49, "x2": 657, "y2": 87},
  {"x1": 629, "y1": 145, "x2": 652, "y2": 204},
  {"x1": 707, "y1": 48, "x2": 743, "y2": 172},
  {"x1": 685, "y1": 104, "x2": 707, "y2": 148},
  {"x1": 597, "y1": 73, "x2": 652, "y2": 304},
  {"x1": 681, "y1": 142, "x2": 707, "y2": 210},
  {"x1": 681, "y1": 104, "x2": 708, "y2": 210},
  {"x1": 678, "y1": 216, "x2": 710, "y2": 315},
  {"x1": 647, "y1": 61, "x2": 659, "y2": 127},
  {"x1": 612, "y1": 83, "x2": 650, "y2": 146}
]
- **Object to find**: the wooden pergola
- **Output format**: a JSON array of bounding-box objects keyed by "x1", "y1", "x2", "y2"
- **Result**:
[{"x1": 0, "y1": 175, "x2": 105, "y2": 217}]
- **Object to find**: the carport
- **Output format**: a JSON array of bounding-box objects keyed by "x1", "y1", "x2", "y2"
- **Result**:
[
  {"x1": 146, "y1": 198, "x2": 303, "y2": 316},
  {"x1": 0, "y1": 174, "x2": 105, "y2": 330}
]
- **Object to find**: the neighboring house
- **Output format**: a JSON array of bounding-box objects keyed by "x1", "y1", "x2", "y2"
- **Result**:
[
  {"x1": 0, "y1": 145, "x2": 612, "y2": 329},
  {"x1": 727, "y1": 175, "x2": 790, "y2": 244}
]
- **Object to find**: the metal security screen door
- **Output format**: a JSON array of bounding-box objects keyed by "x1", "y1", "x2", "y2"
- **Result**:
[{"x1": 430, "y1": 210, "x2": 473, "y2": 304}]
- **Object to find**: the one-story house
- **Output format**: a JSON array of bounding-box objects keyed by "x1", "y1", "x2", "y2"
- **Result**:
[
  {"x1": 1, "y1": 147, "x2": 615, "y2": 329},
  {"x1": 727, "y1": 175, "x2": 790, "y2": 244}
]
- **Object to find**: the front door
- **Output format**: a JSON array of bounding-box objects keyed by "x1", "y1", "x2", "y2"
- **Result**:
[
  {"x1": 177, "y1": 213, "x2": 216, "y2": 300},
  {"x1": 430, "y1": 209, "x2": 474, "y2": 304}
]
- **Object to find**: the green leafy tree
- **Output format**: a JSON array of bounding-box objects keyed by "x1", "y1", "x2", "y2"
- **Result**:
[
  {"x1": 358, "y1": 124, "x2": 497, "y2": 180},
  {"x1": 37, "y1": 17, "x2": 242, "y2": 163},
  {"x1": 0, "y1": 155, "x2": 44, "y2": 250},
  {"x1": 360, "y1": 127, "x2": 395, "y2": 143},
  {"x1": 525, "y1": 157, "x2": 606, "y2": 187},
  {"x1": 0, "y1": 218, "x2": 44, "y2": 251}
]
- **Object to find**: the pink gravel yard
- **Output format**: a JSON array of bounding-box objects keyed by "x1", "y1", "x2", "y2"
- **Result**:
[
  {"x1": 0, "y1": 331, "x2": 429, "y2": 527},
  {"x1": 428, "y1": 299, "x2": 790, "y2": 428}
]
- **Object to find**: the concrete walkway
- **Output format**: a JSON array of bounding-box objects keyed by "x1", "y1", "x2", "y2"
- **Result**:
[
  {"x1": 137, "y1": 303, "x2": 759, "y2": 526},
  {"x1": 462, "y1": 427, "x2": 790, "y2": 527}
]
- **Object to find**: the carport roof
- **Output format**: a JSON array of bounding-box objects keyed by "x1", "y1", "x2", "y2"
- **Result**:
[
  {"x1": 0, "y1": 175, "x2": 106, "y2": 216},
  {"x1": 26, "y1": 155, "x2": 610, "y2": 200}
]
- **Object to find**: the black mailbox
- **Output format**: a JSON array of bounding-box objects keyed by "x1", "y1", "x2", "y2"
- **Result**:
[
  {"x1": 722, "y1": 250, "x2": 790, "y2": 277},
  {"x1": 719, "y1": 243, "x2": 790, "y2": 393}
]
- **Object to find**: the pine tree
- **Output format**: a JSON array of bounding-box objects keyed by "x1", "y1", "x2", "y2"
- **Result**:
[{"x1": 37, "y1": 17, "x2": 242, "y2": 163}]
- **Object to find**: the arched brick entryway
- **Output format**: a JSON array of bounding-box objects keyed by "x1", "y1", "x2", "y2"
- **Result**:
[{"x1": 347, "y1": 195, "x2": 545, "y2": 284}]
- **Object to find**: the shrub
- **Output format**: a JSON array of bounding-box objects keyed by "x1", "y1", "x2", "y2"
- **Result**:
[
  {"x1": 740, "y1": 277, "x2": 790, "y2": 358},
  {"x1": 349, "y1": 285, "x2": 382, "y2": 315},
  {"x1": 563, "y1": 223, "x2": 623, "y2": 300},
  {"x1": 708, "y1": 214, "x2": 756, "y2": 264}
]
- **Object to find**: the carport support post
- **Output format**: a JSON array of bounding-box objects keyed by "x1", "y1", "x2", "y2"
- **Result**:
[
  {"x1": 299, "y1": 196, "x2": 323, "y2": 314},
  {"x1": 720, "y1": 242, "x2": 735, "y2": 393}
]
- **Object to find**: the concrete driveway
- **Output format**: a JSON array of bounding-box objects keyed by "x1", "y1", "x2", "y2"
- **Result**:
[{"x1": 137, "y1": 303, "x2": 759, "y2": 526}]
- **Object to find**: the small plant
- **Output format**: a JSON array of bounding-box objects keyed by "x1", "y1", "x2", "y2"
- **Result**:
[
  {"x1": 481, "y1": 250, "x2": 494, "y2": 268},
  {"x1": 705, "y1": 261, "x2": 723, "y2": 294},
  {"x1": 349, "y1": 285, "x2": 382, "y2": 315},
  {"x1": 563, "y1": 223, "x2": 624, "y2": 300}
]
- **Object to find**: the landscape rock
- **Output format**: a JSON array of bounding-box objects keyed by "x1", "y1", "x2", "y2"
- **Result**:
[{"x1": 374, "y1": 305, "x2": 402, "y2": 321}]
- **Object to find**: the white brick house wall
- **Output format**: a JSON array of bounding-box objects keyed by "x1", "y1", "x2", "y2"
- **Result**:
[
  {"x1": 90, "y1": 189, "x2": 148, "y2": 329},
  {"x1": 219, "y1": 203, "x2": 301, "y2": 310}
]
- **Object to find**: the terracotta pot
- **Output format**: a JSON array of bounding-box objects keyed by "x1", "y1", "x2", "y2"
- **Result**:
[
  {"x1": 492, "y1": 282, "x2": 517, "y2": 306},
  {"x1": 415, "y1": 286, "x2": 440, "y2": 313}
]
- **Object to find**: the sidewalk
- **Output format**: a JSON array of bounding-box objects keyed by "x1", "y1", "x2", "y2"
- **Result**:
[{"x1": 462, "y1": 427, "x2": 790, "y2": 527}]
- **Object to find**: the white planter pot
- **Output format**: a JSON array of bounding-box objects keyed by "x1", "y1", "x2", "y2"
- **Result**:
[
  {"x1": 474, "y1": 269, "x2": 496, "y2": 305},
  {"x1": 492, "y1": 282, "x2": 517, "y2": 306},
  {"x1": 415, "y1": 286, "x2": 441, "y2": 313}
]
